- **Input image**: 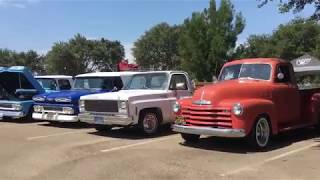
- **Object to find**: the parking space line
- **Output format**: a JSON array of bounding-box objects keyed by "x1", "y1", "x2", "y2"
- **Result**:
[
  {"x1": 27, "y1": 129, "x2": 93, "y2": 141},
  {"x1": 100, "y1": 135, "x2": 178, "y2": 153},
  {"x1": 220, "y1": 141, "x2": 320, "y2": 177}
]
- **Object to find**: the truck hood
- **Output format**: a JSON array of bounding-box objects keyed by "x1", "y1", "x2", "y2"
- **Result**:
[
  {"x1": 81, "y1": 89, "x2": 168, "y2": 101},
  {"x1": 192, "y1": 79, "x2": 273, "y2": 106},
  {"x1": 0, "y1": 66, "x2": 44, "y2": 93},
  {"x1": 34, "y1": 89, "x2": 110, "y2": 104}
]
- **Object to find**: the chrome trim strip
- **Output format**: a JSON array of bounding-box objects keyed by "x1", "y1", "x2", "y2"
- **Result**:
[{"x1": 172, "y1": 125, "x2": 246, "y2": 138}]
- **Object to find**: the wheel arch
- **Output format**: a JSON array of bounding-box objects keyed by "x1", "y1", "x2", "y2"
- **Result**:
[{"x1": 138, "y1": 107, "x2": 163, "y2": 124}]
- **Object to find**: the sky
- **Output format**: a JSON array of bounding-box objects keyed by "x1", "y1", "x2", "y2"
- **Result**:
[{"x1": 0, "y1": 0, "x2": 314, "y2": 62}]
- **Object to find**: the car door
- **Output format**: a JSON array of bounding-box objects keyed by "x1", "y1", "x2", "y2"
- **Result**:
[{"x1": 274, "y1": 64, "x2": 300, "y2": 127}]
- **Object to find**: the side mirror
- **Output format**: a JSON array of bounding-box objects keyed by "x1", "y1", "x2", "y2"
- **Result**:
[
  {"x1": 176, "y1": 83, "x2": 186, "y2": 90},
  {"x1": 277, "y1": 73, "x2": 285, "y2": 81}
]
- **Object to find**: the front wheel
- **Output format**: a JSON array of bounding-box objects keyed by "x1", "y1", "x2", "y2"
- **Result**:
[
  {"x1": 139, "y1": 111, "x2": 160, "y2": 135},
  {"x1": 181, "y1": 133, "x2": 200, "y2": 143},
  {"x1": 247, "y1": 116, "x2": 271, "y2": 150}
]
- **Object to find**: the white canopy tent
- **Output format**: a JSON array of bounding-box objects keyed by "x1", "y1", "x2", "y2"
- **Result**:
[{"x1": 291, "y1": 54, "x2": 320, "y2": 74}]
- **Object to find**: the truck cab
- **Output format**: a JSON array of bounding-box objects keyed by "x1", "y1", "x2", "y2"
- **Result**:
[
  {"x1": 173, "y1": 58, "x2": 320, "y2": 149},
  {"x1": 79, "y1": 71, "x2": 193, "y2": 135},
  {"x1": 35, "y1": 75, "x2": 73, "y2": 92},
  {"x1": 32, "y1": 72, "x2": 137, "y2": 123},
  {"x1": 0, "y1": 66, "x2": 44, "y2": 120}
]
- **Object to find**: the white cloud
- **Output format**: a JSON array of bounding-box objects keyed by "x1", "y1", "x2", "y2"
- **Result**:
[
  {"x1": 0, "y1": 0, "x2": 38, "y2": 8},
  {"x1": 123, "y1": 42, "x2": 135, "y2": 63}
]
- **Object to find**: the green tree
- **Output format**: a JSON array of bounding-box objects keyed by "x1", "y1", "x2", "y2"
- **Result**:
[
  {"x1": 258, "y1": 0, "x2": 320, "y2": 20},
  {"x1": 234, "y1": 19, "x2": 320, "y2": 60},
  {"x1": 0, "y1": 49, "x2": 45, "y2": 74},
  {"x1": 46, "y1": 34, "x2": 124, "y2": 76},
  {"x1": 180, "y1": 0, "x2": 245, "y2": 81},
  {"x1": 133, "y1": 23, "x2": 181, "y2": 70}
]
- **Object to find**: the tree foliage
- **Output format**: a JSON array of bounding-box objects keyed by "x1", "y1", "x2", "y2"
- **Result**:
[
  {"x1": 46, "y1": 34, "x2": 124, "y2": 76},
  {"x1": 233, "y1": 19, "x2": 320, "y2": 60},
  {"x1": 179, "y1": 0, "x2": 245, "y2": 81},
  {"x1": 0, "y1": 49, "x2": 45, "y2": 74},
  {"x1": 133, "y1": 23, "x2": 181, "y2": 70},
  {"x1": 258, "y1": 0, "x2": 320, "y2": 20}
]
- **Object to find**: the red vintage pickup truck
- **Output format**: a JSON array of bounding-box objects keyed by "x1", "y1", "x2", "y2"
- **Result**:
[{"x1": 172, "y1": 58, "x2": 320, "y2": 149}]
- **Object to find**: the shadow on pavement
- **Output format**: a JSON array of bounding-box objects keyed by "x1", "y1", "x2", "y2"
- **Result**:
[
  {"x1": 39, "y1": 121, "x2": 93, "y2": 129},
  {"x1": 0, "y1": 117, "x2": 41, "y2": 124},
  {"x1": 89, "y1": 125, "x2": 176, "y2": 140},
  {"x1": 180, "y1": 127, "x2": 320, "y2": 153}
]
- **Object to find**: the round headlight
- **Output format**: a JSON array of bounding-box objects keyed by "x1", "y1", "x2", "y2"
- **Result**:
[
  {"x1": 120, "y1": 101, "x2": 127, "y2": 109},
  {"x1": 12, "y1": 104, "x2": 22, "y2": 111},
  {"x1": 173, "y1": 102, "x2": 181, "y2": 113},
  {"x1": 62, "y1": 107, "x2": 74, "y2": 114},
  {"x1": 232, "y1": 103, "x2": 243, "y2": 116},
  {"x1": 33, "y1": 105, "x2": 43, "y2": 112}
]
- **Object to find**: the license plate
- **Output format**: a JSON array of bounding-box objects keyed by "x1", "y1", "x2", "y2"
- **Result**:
[
  {"x1": 175, "y1": 116, "x2": 185, "y2": 125},
  {"x1": 47, "y1": 112, "x2": 55, "y2": 120},
  {"x1": 94, "y1": 116, "x2": 104, "y2": 124}
]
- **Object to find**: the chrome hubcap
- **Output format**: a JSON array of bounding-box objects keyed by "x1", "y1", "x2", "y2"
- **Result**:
[
  {"x1": 255, "y1": 118, "x2": 270, "y2": 147},
  {"x1": 143, "y1": 113, "x2": 157, "y2": 133}
]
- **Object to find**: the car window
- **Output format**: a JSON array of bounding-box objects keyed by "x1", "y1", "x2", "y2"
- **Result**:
[
  {"x1": 169, "y1": 74, "x2": 188, "y2": 90},
  {"x1": 58, "y1": 79, "x2": 72, "y2": 90},
  {"x1": 125, "y1": 73, "x2": 168, "y2": 90},
  {"x1": 277, "y1": 65, "x2": 291, "y2": 83}
]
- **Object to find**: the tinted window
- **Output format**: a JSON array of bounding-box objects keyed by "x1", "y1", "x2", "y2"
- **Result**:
[
  {"x1": 169, "y1": 74, "x2": 188, "y2": 90},
  {"x1": 58, "y1": 79, "x2": 71, "y2": 90},
  {"x1": 277, "y1": 65, "x2": 291, "y2": 83},
  {"x1": 73, "y1": 77, "x2": 122, "y2": 90}
]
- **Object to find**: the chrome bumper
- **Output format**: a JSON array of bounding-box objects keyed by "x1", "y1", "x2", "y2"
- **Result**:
[
  {"x1": 0, "y1": 110, "x2": 24, "y2": 119},
  {"x1": 172, "y1": 125, "x2": 246, "y2": 138},
  {"x1": 79, "y1": 113, "x2": 133, "y2": 126},
  {"x1": 32, "y1": 112, "x2": 78, "y2": 122}
]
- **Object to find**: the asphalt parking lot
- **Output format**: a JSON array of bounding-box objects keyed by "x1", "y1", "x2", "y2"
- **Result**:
[{"x1": 0, "y1": 119, "x2": 320, "y2": 180}]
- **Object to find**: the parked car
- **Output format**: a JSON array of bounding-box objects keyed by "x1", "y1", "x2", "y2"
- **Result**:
[
  {"x1": 35, "y1": 75, "x2": 73, "y2": 92},
  {"x1": 79, "y1": 71, "x2": 194, "y2": 135},
  {"x1": 0, "y1": 66, "x2": 44, "y2": 120},
  {"x1": 172, "y1": 58, "x2": 320, "y2": 149},
  {"x1": 32, "y1": 72, "x2": 138, "y2": 123}
]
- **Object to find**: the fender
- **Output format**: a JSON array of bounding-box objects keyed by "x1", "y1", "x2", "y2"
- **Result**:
[
  {"x1": 132, "y1": 97, "x2": 177, "y2": 124},
  {"x1": 220, "y1": 98, "x2": 278, "y2": 135}
]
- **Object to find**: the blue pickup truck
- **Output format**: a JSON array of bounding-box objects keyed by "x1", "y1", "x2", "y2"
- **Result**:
[
  {"x1": 0, "y1": 66, "x2": 45, "y2": 120},
  {"x1": 32, "y1": 71, "x2": 138, "y2": 122}
]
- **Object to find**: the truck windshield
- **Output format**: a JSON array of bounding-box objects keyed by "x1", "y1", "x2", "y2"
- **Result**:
[
  {"x1": 37, "y1": 78, "x2": 57, "y2": 90},
  {"x1": 124, "y1": 73, "x2": 168, "y2": 90},
  {"x1": 219, "y1": 64, "x2": 271, "y2": 81},
  {"x1": 73, "y1": 76, "x2": 123, "y2": 91}
]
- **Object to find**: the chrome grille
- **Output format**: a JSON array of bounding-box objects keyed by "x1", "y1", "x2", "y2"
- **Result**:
[
  {"x1": 181, "y1": 106, "x2": 232, "y2": 128},
  {"x1": 84, "y1": 100, "x2": 118, "y2": 113},
  {"x1": 43, "y1": 106, "x2": 63, "y2": 112},
  {"x1": 0, "y1": 104, "x2": 12, "y2": 109}
]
